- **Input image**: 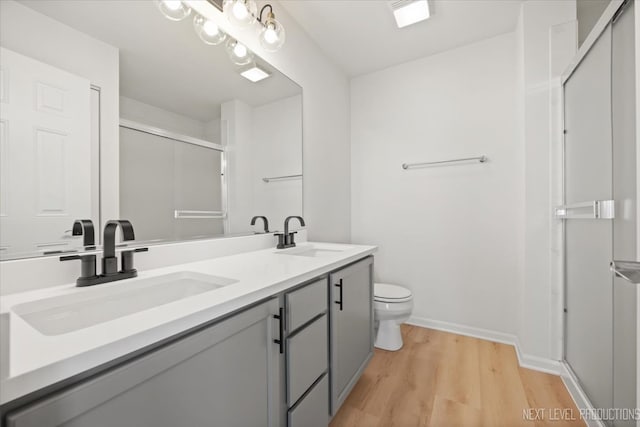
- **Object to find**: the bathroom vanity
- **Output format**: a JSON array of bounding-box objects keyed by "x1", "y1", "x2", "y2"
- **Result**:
[{"x1": 0, "y1": 243, "x2": 375, "y2": 427}]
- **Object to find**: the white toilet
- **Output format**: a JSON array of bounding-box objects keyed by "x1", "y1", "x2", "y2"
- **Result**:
[{"x1": 374, "y1": 283, "x2": 414, "y2": 351}]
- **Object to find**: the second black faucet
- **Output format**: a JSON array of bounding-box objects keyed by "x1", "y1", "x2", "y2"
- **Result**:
[{"x1": 275, "y1": 216, "x2": 305, "y2": 249}]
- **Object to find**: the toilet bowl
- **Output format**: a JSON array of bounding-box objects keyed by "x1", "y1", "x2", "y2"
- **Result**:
[{"x1": 374, "y1": 283, "x2": 413, "y2": 351}]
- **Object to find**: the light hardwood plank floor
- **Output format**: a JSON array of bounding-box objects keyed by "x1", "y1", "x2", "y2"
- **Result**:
[{"x1": 330, "y1": 325, "x2": 585, "y2": 427}]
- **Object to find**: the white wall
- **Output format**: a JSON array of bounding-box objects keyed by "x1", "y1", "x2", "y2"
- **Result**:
[
  {"x1": 0, "y1": 0, "x2": 119, "y2": 233},
  {"x1": 351, "y1": 33, "x2": 522, "y2": 334},
  {"x1": 251, "y1": 95, "x2": 303, "y2": 230},
  {"x1": 517, "y1": 0, "x2": 576, "y2": 361},
  {"x1": 187, "y1": 1, "x2": 351, "y2": 242},
  {"x1": 223, "y1": 95, "x2": 303, "y2": 234}
]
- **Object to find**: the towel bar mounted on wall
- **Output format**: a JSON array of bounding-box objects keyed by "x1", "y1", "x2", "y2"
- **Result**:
[
  {"x1": 402, "y1": 155, "x2": 487, "y2": 170},
  {"x1": 174, "y1": 210, "x2": 226, "y2": 219},
  {"x1": 262, "y1": 174, "x2": 302, "y2": 183}
]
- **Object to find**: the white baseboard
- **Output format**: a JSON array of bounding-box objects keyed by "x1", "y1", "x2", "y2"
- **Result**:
[
  {"x1": 513, "y1": 337, "x2": 564, "y2": 375},
  {"x1": 406, "y1": 316, "x2": 517, "y2": 346},
  {"x1": 406, "y1": 315, "x2": 602, "y2": 424},
  {"x1": 560, "y1": 362, "x2": 606, "y2": 427}
]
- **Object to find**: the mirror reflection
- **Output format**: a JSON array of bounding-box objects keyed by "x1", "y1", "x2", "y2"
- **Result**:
[{"x1": 0, "y1": 0, "x2": 303, "y2": 260}]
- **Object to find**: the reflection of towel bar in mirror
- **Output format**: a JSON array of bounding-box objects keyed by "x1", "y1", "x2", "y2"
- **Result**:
[
  {"x1": 554, "y1": 200, "x2": 615, "y2": 219},
  {"x1": 262, "y1": 174, "x2": 302, "y2": 183},
  {"x1": 402, "y1": 155, "x2": 487, "y2": 169},
  {"x1": 174, "y1": 210, "x2": 227, "y2": 219}
]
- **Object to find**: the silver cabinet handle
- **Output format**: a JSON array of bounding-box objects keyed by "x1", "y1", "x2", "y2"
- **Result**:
[
  {"x1": 555, "y1": 200, "x2": 615, "y2": 219},
  {"x1": 611, "y1": 261, "x2": 640, "y2": 285}
]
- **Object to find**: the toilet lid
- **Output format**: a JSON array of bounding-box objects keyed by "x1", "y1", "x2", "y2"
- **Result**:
[{"x1": 374, "y1": 283, "x2": 412, "y2": 302}]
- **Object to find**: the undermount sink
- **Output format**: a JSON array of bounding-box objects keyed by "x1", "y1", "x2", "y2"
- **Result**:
[
  {"x1": 12, "y1": 272, "x2": 237, "y2": 336},
  {"x1": 276, "y1": 244, "x2": 351, "y2": 258}
]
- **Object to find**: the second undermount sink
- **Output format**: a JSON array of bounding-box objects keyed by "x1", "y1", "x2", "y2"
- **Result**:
[
  {"x1": 12, "y1": 272, "x2": 238, "y2": 336},
  {"x1": 276, "y1": 244, "x2": 352, "y2": 258}
]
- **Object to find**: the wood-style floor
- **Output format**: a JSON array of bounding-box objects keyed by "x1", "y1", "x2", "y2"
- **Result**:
[{"x1": 330, "y1": 325, "x2": 584, "y2": 427}]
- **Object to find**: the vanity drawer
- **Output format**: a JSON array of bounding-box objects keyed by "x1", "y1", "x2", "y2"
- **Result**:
[
  {"x1": 287, "y1": 313, "x2": 327, "y2": 406},
  {"x1": 288, "y1": 374, "x2": 329, "y2": 427},
  {"x1": 286, "y1": 277, "x2": 327, "y2": 332}
]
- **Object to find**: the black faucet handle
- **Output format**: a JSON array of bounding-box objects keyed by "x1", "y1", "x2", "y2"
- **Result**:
[
  {"x1": 120, "y1": 247, "x2": 148, "y2": 273},
  {"x1": 274, "y1": 233, "x2": 287, "y2": 249},
  {"x1": 60, "y1": 253, "x2": 98, "y2": 284}
]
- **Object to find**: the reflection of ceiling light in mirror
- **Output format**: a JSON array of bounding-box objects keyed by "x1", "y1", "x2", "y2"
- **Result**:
[
  {"x1": 258, "y1": 11, "x2": 285, "y2": 52},
  {"x1": 193, "y1": 14, "x2": 227, "y2": 45},
  {"x1": 240, "y1": 64, "x2": 271, "y2": 82},
  {"x1": 155, "y1": 0, "x2": 191, "y2": 21},
  {"x1": 225, "y1": 39, "x2": 253, "y2": 65},
  {"x1": 223, "y1": 0, "x2": 257, "y2": 27},
  {"x1": 390, "y1": 0, "x2": 430, "y2": 28}
]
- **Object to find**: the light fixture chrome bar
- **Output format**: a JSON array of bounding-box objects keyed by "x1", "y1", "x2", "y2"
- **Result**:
[
  {"x1": 611, "y1": 261, "x2": 640, "y2": 285},
  {"x1": 262, "y1": 174, "x2": 302, "y2": 183},
  {"x1": 554, "y1": 200, "x2": 615, "y2": 219},
  {"x1": 174, "y1": 210, "x2": 226, "y2": 219},
  {"x1": 402, "y1": 155, "x2": 487, "y2": 170}
]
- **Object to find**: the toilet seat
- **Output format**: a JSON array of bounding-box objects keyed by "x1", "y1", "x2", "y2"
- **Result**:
[{"x1": 374, "y1": 283, "x2": 412, "y2": 303}]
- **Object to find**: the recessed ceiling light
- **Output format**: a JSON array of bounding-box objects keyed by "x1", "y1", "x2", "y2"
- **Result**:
[
  {"x1": 240, "y1": 64, "x2": 271, "y2": 82},
  {"x1": 390, "y1": 0, "x2": 430, "y2": 29}
]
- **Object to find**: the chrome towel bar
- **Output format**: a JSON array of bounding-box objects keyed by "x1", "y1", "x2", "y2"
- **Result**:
[
  {"x1": 262, "y1": 174, "x2": 302, "y2": 183},
  {"x1": 174, "y1": 210, "x2": 226, "y2": 219},
  {"x1": 554, "y1": 200, "x2": 615, "y2": 219},
  {"x1": 402, "y1": 155, "x2": 487, "y2": 170}
]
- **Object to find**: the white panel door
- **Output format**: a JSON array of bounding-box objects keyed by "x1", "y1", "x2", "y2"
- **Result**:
[
  {"x1": 0, "y1": 47, "x2": 91, "y2": 255},
  {"x1": 564, "y1": 24, "x2": 614, "y2": 412}
]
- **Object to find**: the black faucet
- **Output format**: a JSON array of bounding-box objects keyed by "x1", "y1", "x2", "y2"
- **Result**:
[
  {"x1": 72, "y1": 219, "x2": 96, "y2": 249},
  {"x1": 61, "y1": 220, "x2": 98, "y2": 285},
  {"x1": 276, "y1": 216, "x2": 305, "y2": 249},
  {"x1": 61, "y1": 219, "x2": 147, "y2": 287},
  {"x1": 250, "y1": 216, "x2": 270, "y2": 233}
]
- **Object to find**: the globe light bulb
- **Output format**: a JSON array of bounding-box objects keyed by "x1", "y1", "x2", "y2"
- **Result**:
[
  {"x1": 258, "y1": 13, "x2": 285, "y2": 52},
  {"x1": 163, "y1": 0, "x2": 181, "y2": 10},
  {"x1": 225, "y1": 39, "x2": 253, "y2": 65},
  {"x1": 193, "y1": 14, "x2": 227, "y2": 45},
  {"x1": 232, "y1": 2, "x2": 248, "y2": 20},
  {"x1": 264, "y1": 27, "x2": 278, "y2": 44},
  {"x1": 234, "y1": 43, "x2": 247, "y2": 58},
  {"x1": 203, "y1": 20, "x2": 219, "y2": 36},
  {"x1": 223, "y1": 0, "x2": 257, "y2": 27},
  {"x1": 155, "y1": 0, "x2": 191, "y2": 21}
]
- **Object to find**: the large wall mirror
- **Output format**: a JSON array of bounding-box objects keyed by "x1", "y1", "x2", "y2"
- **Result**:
[{"x1": 0, "y1": 0, "x2": 302, "y2": 260}]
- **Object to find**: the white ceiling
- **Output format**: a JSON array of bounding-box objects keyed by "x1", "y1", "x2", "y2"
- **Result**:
[
  {"x1": 21, "y1": 1, "x2": 301, "y2": 121},
  {"x1": 280, "y1": 0, "x2": 525, "y2": 77}
]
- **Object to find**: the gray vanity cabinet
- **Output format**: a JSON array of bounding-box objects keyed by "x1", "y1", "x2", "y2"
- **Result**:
[
  {"x1": 5, "y1": 298, "x2": 284, "y2": 427},
  {"x1": 284, "y1": 278, "x2": 329, "y2": 427},
  {"x1": 329, "y1": 256, "x2": 374, "y2": 415}
]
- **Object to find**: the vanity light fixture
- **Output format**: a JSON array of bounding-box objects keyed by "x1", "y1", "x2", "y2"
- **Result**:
[
  {"x1": 239, "y1": 63, "x2": 270, "y2": 82},
  {"x1": 193, "y1": 14, "x2": 227, "y2": 45},
  {"x1": 226, "y1": 38, "x2": 253, "y2": 65},
  {"x1": 257, "y1": 4, "x2": 286, "y2": 52},
  {"x1": 155, "y1": 0, "x2": 191, "y2": 21},
  {"x1": 390, "y1": 0, "x2": 430, "y2": 28},
  {"x1": 223, "y1": 0, "x2": 258, "y2": 27}
]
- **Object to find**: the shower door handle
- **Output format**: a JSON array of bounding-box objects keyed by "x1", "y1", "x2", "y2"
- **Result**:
[{"x1": 611, "y1": 261, "x2": 640, "y2": 285}]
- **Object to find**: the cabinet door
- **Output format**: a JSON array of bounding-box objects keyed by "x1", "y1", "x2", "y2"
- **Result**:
[
  {"x1": 6, "y1": 299, "x2": 284, "y2": 427},
  {"x1": 329, "y1": 256, "x2": 374, "y2": 415}
]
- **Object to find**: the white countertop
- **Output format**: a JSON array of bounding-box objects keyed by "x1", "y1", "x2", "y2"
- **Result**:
[{"x1": 0, "y1": 242, "x2": 376, "y2": 406}]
